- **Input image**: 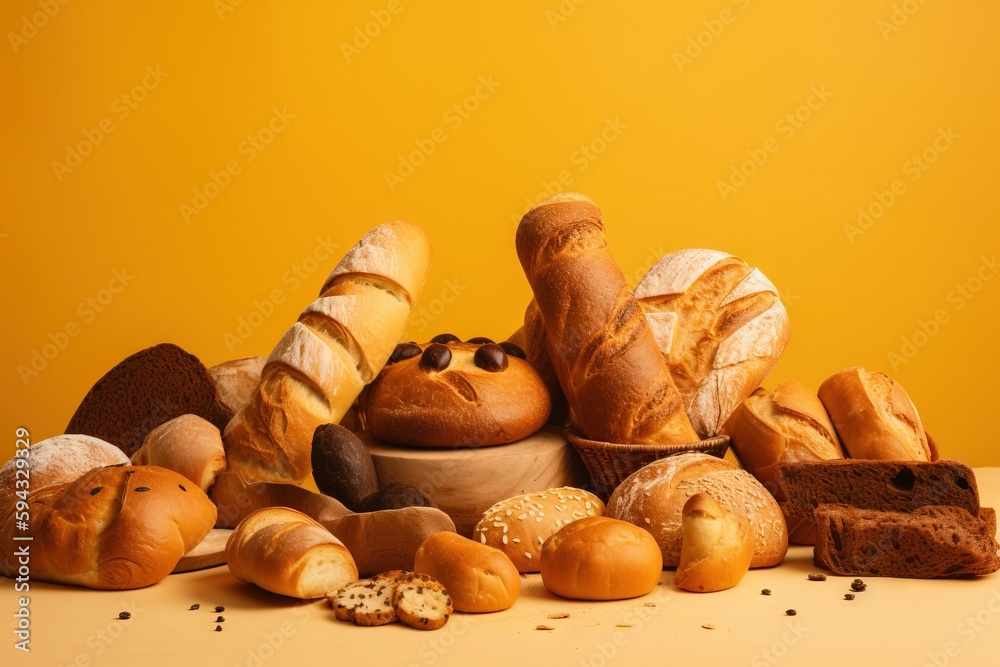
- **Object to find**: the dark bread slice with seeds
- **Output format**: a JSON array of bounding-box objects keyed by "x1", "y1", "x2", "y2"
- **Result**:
[
  {"x1": 392, "y1": 573, "x2": 453, "y2": 631},
  {"x1": 777, "y1": 459, "x2": 981, "y2": 518},
  {"x1": 328, "y1": 579, "x2": 397, "y2": 626},
  {"x1": 67, "y1": 343, "x2": 217, "y2": 457},
  {"x1": 813, "y1": 504, "x2": 1000, "y2": 578}
]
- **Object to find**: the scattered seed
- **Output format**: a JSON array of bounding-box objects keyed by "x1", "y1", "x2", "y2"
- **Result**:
[
  {"x1": 844, "y1": 593, "x2": 855, "y2": 601},
  {"x1": 215, "y1": 625, "x2": 222, "y2": 632},
  {"x1": 189, "y1": 604, "x2": 200, "y2": 611},
  {"x1": 808, "y1": 573, "x2": 827, "y2": 581},
  {"x1": 761, "y1": 589, "x2": 771, "y2": 596},
  {"x1": 216, "y1": 616, "x2": 225, "y2": 623},
  {"x1": 536, "y1": 625, "x2": 555, "y2": 631},
  {"x1": 851, "y1": 579, "x2": 867, "y2": 592},
  {"x1": 118, "y1": 612, "x2": 131, "y2": 620},
  {"x1": 215, "y1": 606, "x2": 226, "y2": 612},
  {"x1": 547, "y1": 613, "x2": 569, "y2": 619},
  {"x1": 785, "y1": 609, "x2": 797, "y2": 616},
  {"x1": 702, "y1": 624, "x2": 715, "y2": 630}
]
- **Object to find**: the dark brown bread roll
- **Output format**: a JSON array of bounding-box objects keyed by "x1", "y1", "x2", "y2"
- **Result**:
[
  {"x1": 515, "y1": 193, "x2": 698, "y2": 445},
  {"x1": 358, "y1": 483, "x2": 438, "y2": 513},
  {"x1": 67, "y1": 343, "x2": 217, "y2": 457},
  {"x1": 310, "y1": 424, "x2": 379, "y2": 511}
]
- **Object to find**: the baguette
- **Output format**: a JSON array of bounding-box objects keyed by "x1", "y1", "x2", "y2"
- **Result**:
[
  {"x1": 224, "y1": 221, "x2": 432, "y2": 483},
  {"x1": 225, "y1": 507, "x2": 358, "y2": 599},
  {"x1": 515, "y1": 193, "x2": 697, "y2": 445}
]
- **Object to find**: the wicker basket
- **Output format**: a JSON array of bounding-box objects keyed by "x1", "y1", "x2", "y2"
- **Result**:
[{"x1": 565, "y1": 423, "x2": 730, "y2": 501}]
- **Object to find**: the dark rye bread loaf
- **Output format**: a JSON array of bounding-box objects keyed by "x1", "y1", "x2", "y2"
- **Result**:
[
  {"x1": 813, "y1": 504, "x2": 1000, "y2": 578},
  {"x1": 67, "y1": 344, "x2": 217, "y2": 457},
  {"x1": 777, "y1": 459, "x2": 980, "y2": 518}
]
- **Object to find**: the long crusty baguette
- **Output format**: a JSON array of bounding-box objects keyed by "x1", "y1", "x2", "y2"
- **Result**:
[
  {"x1": 636, "y1": 249, "x2": 790, "y2": 438},
  {"x1": 224, "y1": 221, "x2": 432, "y2": 483},
  {"x1": 515, "y1": 193, "x2": 698, "y2": 445},
  {"x1": 0, "y1": 465, "x2": 216, "y2": 589},
  {"x1": 225, "y1": 507, "x2": 358, "y2": 599}
]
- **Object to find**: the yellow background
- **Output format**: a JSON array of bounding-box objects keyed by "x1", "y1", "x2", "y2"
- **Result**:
[{"x1": 1, "y1": 1, "x2": 998, "y2": 467}]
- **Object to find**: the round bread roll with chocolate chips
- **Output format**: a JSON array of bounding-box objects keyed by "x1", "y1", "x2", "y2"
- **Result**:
[{"x1": 361, "y1": 337, "x2": 551, "y2": 448}]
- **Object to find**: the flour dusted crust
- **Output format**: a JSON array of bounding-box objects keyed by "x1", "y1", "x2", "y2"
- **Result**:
[{"x1": 606, "y1": 453, "x2": 788, "y2": 568}]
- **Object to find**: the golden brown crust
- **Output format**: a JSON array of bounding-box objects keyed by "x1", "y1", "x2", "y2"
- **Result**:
[
  {"x1": 363, "y1": 341, "x2": 551, "y2": 447},
  {"x1": 0, "y1": 465, "x2": 216, "y2": 589},
  {"x1": 515, "y1": 193, "x2": 698, "y2": 445},
  {"x1": 675, "y1": 493, "x2": 753, "y2": 593},
  {"x1": 131, "y1": 415, "x2": 228, "y2": 493},
  {"x1": 818, "y1": 367, "x2": 933, "y2": 461},
  {"x1": 207, "y1": 356, "x2": 266, "y2": 430},
  {"x1": 413, "y1": 531, "x2": 520, "y2": 612},
  {"x1": 539, "y1": 516, "x2": 662, "y2": 600}
]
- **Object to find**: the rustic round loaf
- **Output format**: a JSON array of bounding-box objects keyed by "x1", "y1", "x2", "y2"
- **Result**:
[
  {"x1": 606, "y1": 452, "x2": 788, "y2": 568},
  {"x1": 361, "y1": 337, "x2": 551, "y2": 447}
]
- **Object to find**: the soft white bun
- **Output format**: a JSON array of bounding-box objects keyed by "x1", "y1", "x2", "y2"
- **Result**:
[
  {"x1": 675, "y1": 492, "x2": 753, "y2": 593},
  {"x1": 132, "y1": 415, "x2": 227, "y2": 493}
]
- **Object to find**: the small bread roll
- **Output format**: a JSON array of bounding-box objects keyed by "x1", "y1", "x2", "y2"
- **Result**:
[
  {"x1": 473, "y1": 487, "x2": 604, "y2": 572},
  {"x1": 606, "y1": 452, "x2": 787, "y2": 568},
  {"x1": 675, "y1": 493, "x2": 752, "y2": 593},
  {"x1": 414, "y1": 532, "x2": 520, "y2": 612},
  {"x1": 540, "y1": 516, "x2": 662, "y2": 600},
  {"x1": 310, "y1": 423, "x2": 378, "y2": 511},
  {"x1": 226, "y1": 507, "x2": 358, "y2": 599},
  {"x1": 818, "y1": 367, "x2": 937, "y2": 462},
  {"x1": 132, "y1": 415, "x2": 227, "y2": 493}
]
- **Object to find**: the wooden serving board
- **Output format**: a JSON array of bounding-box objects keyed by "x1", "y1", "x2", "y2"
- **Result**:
[
  {"x1": 362, "y1": 426, "x2": 588, "y2": 537},
  {"x1": 172, "y1": 528, "x2": 233, "y2": 573}
]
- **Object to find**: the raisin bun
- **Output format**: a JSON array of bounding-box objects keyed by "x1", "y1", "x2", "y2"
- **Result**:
[{"x1": 360, "y1": 335, "x2": 551, "y2": 448}]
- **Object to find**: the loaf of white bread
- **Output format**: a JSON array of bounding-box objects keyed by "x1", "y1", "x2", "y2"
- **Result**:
[
  {"x1": 515, "y1": 193, "x2": 698, "y2": 445},
  {"x1": 224, "y1": 221, "x2": 432, "y2": 483},
  {"x1": 226, "y1": 507, "x2": 358, "y2": 599},
  {"x1": 0, "y1": 465, "x2": 216, "y2": 589}
]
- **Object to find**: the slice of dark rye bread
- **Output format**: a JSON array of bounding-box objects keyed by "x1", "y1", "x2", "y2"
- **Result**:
[
  {"x1": 814, "y1": 504, "x2": 1000, "y2": 578},
  {"x1": 66, "y1": 343, "x2": 217, "y2": 457},
  {"x1": 776, "y1": 459, "x2": 981, "y2": 518}
]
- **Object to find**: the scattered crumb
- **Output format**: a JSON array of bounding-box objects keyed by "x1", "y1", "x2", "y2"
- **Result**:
[
  {"x1": 643, "y1": 602, "x2": 656, "y2": 608},
  {"x1": 547, "y1": 613, "x2": 569, "y2": 619},
  {"x1": 536, "y1": 625, "x2": 555, "y2": 631},
  {"x1": 615, "y1": 624, "x2": 632, "y2": 628},
  {"x1": 702, "y1": 624, "x2": 715, "y2": 630},
  {"x1": 807, "y1": 573, "x2": 827, "y2": 582}
]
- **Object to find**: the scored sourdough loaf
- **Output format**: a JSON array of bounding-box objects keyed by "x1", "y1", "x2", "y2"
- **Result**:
[
  {"x1": 515, "y1": 193, "x2": 698, "y2": 445},
  {"x1": 224, "y1": 221, "x2": 432, "y2": 484},
  {"x1": 723, "y1": 381, "x2": 844, "y2": 543},
  {"x1": 636, "y1": 249, "x2": 790, "y2": 438},
  {"x1": 67, "y1": 343, "x2": 218, "y2": 457},
  {"x1": 0, "y1": 465, "x2": 216, "y2": 589},
  {"x1": 818, "y1": 367, "x2": 937, "y2": 461},
  {"x1": 226, "y1": 507, "x2": 358, "y2": 599},
  {"x1": 813, "y1": 504, "x2": 1000, "y2": 578},
  {"x1": 776, "y1": 459, "x2": 981, "y2": 519},
  {"x1": 472, "y1": 487, "x2": 604, "y2": 572},
  {"x1": 360, "y1": 337, "x2": 550, "y2": 447},
  {"x1": 607, "y1": 452, "x2": 788, "y2": 568},
  {"x1": 131, "y1": 414, "x2": 227, "y2": 493}
]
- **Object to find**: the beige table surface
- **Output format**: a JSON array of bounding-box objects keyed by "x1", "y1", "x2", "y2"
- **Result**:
[{"x1": 5, "y1": 468, "x2": 1000, "y2": 667}]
